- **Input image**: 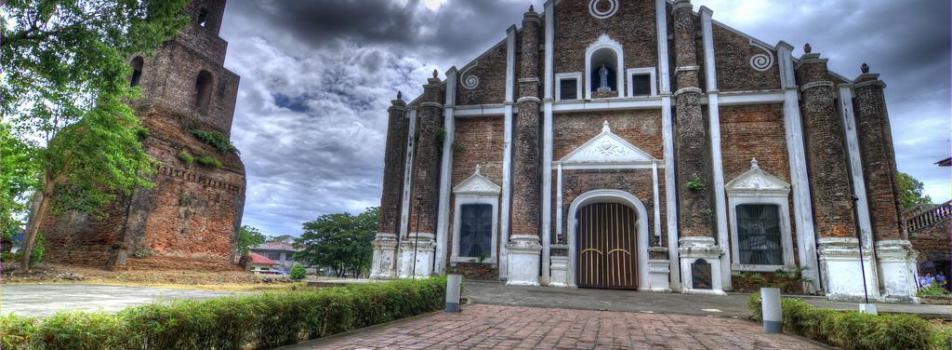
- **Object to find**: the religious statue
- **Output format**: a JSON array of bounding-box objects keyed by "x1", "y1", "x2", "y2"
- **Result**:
[{"x1": 597, "y1": 64, "x2": 612, "y2": 92}]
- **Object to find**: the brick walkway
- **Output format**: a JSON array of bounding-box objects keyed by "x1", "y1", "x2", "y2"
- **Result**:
[{"x1": 294, "y1": 304, "x2": 830, "y2": 349}]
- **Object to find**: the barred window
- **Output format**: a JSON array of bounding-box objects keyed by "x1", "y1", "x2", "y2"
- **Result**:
[
  {"x1": 736, "y1": 204, "x2": 783, "y2": 265},
  {"x1": 459, "y1": 204, "x2": 492, "y2": 258}
]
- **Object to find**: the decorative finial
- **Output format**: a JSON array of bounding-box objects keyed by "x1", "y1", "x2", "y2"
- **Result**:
[
  {"x1": 475, "y1": 164, "x2": 482, "y2": 176},
  {"x1": 804, "y1": 43, "x2": 812, "y2": 54},
  {"x1": 432, "y1": 69, "x2": 439, "y2": 79},
  {"x1": 751, "y1": 158, "x2": 760, "y2": 169},
  {"x1": 397, "y1": 90, "x2": 403, "y2": 100},
  {"x1": 861, "y1": 63, "x2": 870, "y2": 74},
  {"x1": 529, "y1": 4, "x2": 534, "y2": 12},
  {"x1": 602, "y1": 120, "x2": 611, "y2": 133}
]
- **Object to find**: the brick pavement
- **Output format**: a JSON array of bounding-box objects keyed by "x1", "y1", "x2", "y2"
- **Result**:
[{"x1": 293, "y1": 304, "x2": 830, "y2": 350}]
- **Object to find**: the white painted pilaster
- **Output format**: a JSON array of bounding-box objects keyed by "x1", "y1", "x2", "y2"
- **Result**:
[
  {"x1": 777, "y1": 41, "x2": 820, "y2": 291},
  {"x1": 540, "y1": 0, "x2": 555, "y2": 285},
  {"x1": 500, "y1": 26, "x2": 517, "y2": 279},
  {"x1": 656, "y1": 0, "x2": 680, "y2": 291},
  {"x1": 399, "y1": 109, "x2": 418, "y2": 239},
  {"x1": 556, "y1": 162, "x2": 563, "y2": 242},
  {"x1": 434, "y1": 68, "x2": 458, "y2": 275},
  {"x1": 839, "y1": 85, "x2": 881, "y2": 298},
  {"x1": 700, "y1": 7, "x2": 731, "y2": 291},
  {"x1": 652, "y1": 161, "x2": 661, "y2": 241}
]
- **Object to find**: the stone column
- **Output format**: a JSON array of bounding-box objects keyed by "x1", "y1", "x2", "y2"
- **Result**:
[
  {"x1": 371, "y1": 93, "x2": 409, "y2": 279},
  {"x1": 508, "y1": 6, "x2": 542, "y2": 286},
  {"x1": 671, "y1": 0, "x2": 723, "y2": 295},
  {"x1": 399, "y1": 71, "x2": 443, "y2": 278},
  {"x1": 854, "y1": 65, "x2": 918, "y2": 301},
  {"x1": 797, "y1": 46, "x2": 864, "y2": 300}
]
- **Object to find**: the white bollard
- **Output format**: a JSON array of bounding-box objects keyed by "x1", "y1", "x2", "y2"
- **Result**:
[
  {"x1": 445, "y1": 274, "x2": 462, "y2": 313},
  {"x1": 858, "y1": 303, "x2": 878, "y2": 315},
  {"x1": 761, "y1": 287, "x2": 782, "y2": 334}
]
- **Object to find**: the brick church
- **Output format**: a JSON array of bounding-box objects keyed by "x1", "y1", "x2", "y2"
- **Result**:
[
  {"x1": 370, "y1": 0, "x2": 919, "y2": 302},
  {"x1": 40, "y1": 0, "x2": 245, "y2": 270}
]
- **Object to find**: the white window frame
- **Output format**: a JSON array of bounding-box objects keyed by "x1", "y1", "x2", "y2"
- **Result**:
[
  {"x1": 725, "y1": 161, "x2": 795, "y2": 272},
  {"x1": 626, "y1": 67, "x2": 658, "y2": 97},
  {"x1": 555, "y1": 72, "x2": 583, "y2": 102}
]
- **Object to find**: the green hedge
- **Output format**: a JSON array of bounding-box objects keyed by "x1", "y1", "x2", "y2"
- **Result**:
[
  {"x1": 749, "y1": 293, "x2": 952, "y2": 350},
  {"x1": 0, "y1": 277, "x2": 445, "y2": 350}
]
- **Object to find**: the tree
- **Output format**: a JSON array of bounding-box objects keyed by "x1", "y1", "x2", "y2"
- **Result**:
[
  {"x1": 294, "y1": 207, "x2": 378, "y2": 278},
  {"x1": 896, "y1": 172, "x2": 933, "y2": 211},
  {"x1": 2, "y1": 1, "x2": 189, "y2": 270},
  {"x1": 289, "y1": 263, "x2": 306, "y2": 281},
  {"x1": 0, "y1": 122, "x2": 39, "y2": 241},
  {"x1": 236, "y1": 225, "x2": 266, "y2": 256}
]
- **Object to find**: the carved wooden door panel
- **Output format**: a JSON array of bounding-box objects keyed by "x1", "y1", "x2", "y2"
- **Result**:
[{"x1": 577, "y1": 202, "x2": 638, "y2": 290}]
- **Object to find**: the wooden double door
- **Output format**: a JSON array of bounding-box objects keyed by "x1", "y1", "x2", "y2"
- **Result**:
[{"x1": 576, "y1": 202, "x2": 638, "y2": 290}]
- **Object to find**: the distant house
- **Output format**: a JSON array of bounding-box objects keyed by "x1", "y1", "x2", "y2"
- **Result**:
[
  {"x1": 250, "y1": 242, "x2": 299, "y2": 272},
  {"x1": 244, "y1": 252, "x2": 279, "y2": 274}
]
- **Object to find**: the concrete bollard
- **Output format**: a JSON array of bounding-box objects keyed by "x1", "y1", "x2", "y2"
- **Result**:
[
  {"x1": 445, "y1": 274, "x2": 462, "y2": 313},
  {"x1": 761, "y1": 287, "x2": 782, "y2": 334},
  {"x1": 858, "y1": 303, "x2": 878, "y2": 315}
]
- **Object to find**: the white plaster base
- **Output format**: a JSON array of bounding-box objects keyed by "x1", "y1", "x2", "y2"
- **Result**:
[
  {"x1": 549, "y1": 256, "x2": 570, "y2": 287},
  {"x1": 506, "y1": 235, "x2": 542, "y2": 286},
  {"x1": 679, "y1": 237, "x2": 726, "y2": 295},
  {"x1": 397, "y1": 233, "x2": 436, "y2": 279},
  {"x1": 648, "y1": 259, "x2": 671, "y2": 292},
  {"x1": 370, "y1": 233, "x2": 398, "y2": 279},
  {"x1": 876, "y1": 240, "x2": 919, "y2": 303},
  {"x1": 818, "y1": 237, "x2": 880, "y2": 301}
]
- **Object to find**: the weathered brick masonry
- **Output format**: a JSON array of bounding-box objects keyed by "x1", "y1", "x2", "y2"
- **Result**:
[
  {"x1": 41, "y1": 0, "x2": 245, "y2": 270},
  {"x1": 511, "y1": 9, "x2": 542, "y2": 238},
  {"x1": 378, "y1": 99, "x2": 409, "y2": 236},
  {"x1": 407, "y1": 74, "x2": 445, "y2": 235}
]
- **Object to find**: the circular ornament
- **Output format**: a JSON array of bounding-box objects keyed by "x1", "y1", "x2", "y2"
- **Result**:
[{"x1": 589, "y1": 0, "x2": 619, "y2": 19}]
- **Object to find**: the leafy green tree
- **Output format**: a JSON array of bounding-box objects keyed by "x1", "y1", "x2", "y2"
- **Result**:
[
  {"x1": 294, "y1": 207, "x2": 378, "y2": 278},
  {"x1": 237, "y1": 225, "x2": 266, "y2": 256},
  {"x1": 896, "y1": 172, "x2": 933, "y2": 211},
  {"x1": 0, "y1": 122, "x2": 39, "y2": 241},
  {"x1": 2, "y1": 0, "x2": 189, "y2": 270},
  {"x1": 289, "y1": 263, "x2": 306, "y2": 281}
]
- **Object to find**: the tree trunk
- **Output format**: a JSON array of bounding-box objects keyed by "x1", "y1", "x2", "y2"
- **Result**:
[{"x1": 20, "y1": 186, "x2": 51, "y2": 272}]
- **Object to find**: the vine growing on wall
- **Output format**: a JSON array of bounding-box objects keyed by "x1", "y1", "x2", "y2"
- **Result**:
[{"x1": 686, "y1": 173, "x2": 706, "y2": 192}]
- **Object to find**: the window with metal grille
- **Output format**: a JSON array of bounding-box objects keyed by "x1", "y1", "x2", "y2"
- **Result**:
[
  {"x1": 631, "y1": 74, "x2": 652, "y2": 96},
  {"x1": 560, "y1": 78, "x2": 578, "y2": 100},
  {"x1": 736, "y1": 204, "x2": 783, "y2": 265},
  {"x1": 459, "y1": 204, "x2": 492, "y2": 259}
]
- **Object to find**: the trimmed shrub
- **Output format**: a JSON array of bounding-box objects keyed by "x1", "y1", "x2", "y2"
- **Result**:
[
  {"x1": 749, "y1": 293, "x2": 948, "y2": 350},
  {"x1": 290, "y1": 263, "x2": 306, "y2": 281},
  {"x1": 1, "y1": 277, "x2": 445, "y2": 350}
]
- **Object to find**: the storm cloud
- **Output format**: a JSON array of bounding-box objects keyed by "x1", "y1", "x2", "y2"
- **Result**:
[{"x1": 219, "y1": 0, "x2": 950, "y2": 236}]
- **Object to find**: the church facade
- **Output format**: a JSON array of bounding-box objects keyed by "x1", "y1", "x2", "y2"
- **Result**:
[{"x1": 371, "y1": 0, "x2": 919, "y2": 302}]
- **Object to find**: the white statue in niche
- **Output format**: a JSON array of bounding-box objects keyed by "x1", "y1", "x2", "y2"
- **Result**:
[{"x1": 597, "y1": 64, "x2": 612, "y2": 92}]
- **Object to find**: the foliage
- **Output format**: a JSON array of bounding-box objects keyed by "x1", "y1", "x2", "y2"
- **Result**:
[
  {"x1": 452, "y1": 142, "x2": 465, "y2": 153},
  {"x1": 191, "y1": 129, "x2": 236, "y2": 153},
  {"x1": 2, "y1": 0, "x2": 190, "y2": 270},
  {"x1": 917, "y1": 282, "x2": 952, "y2": 298},
  {"x1": 177, "y1": 149, "x2": 194, "y2": 165},
  {"x1": 686, "y1": 173, "x2": 706, "y2": 192},
  {"x1": 897, "y1": 172, "x2": 933, "y2": 211},
  {"x1": 267, "y1": 234, "x2": 295, "y2": 244},
  {"x1": 749, "y1": 293, "x2": 949, "y2": 350},
  {"x1": 0, "y1": 122, "x2": 39, "y2": 239},
  {"x1": 435, "y1": 128, "x2": 447, "y2": 145},
  {"x1": 289, "y1": 263, "x2": 307, "y2": 281},
  {"x1": 13, "y1": 234, "x2": 44, "y2": 266},
  {"x1": 195, "y1": 154, "x2": 223, "y2": 169},
  {"x1": 237, "y1": 225, "x2": 267, "y2": 256},
  {"x1": 0, "y1": 278, "x2": 446, "y2": 350},
  {"x1": 295, "y1": 207, "x2": 378, "y2": 278}
]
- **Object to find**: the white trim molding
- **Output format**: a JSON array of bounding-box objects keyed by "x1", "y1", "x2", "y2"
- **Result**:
[
  {"x1": 626, "y1": 67, "x2": 658, "y2": 97},
  {"x1": 434, "y1": 68, "x2": 458, "y2": 275},
  {"x1": 541, "y1": 0, "x2": 555, "y2": 286},
  {"x1": 451, "y1": 166, "x2": 502, "y2": 264},
  {"x1": 585, "y1": 34, "x2": 626, "y2": 99},
  {"x1": 725, "y1": 159, "x2": 795, "y2": 272},
  {"x1": 499, "y1": 25, "x2": 517, "y2": 280},
  {"x1": 555, "y1": 72, "x2": 583, "y2": 101},
  {"x1": 656, "y1": 0, "x2": 680, "y2": 291}
]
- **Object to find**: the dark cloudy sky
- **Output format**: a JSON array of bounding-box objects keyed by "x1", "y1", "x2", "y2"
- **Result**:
[{"x1": 219, "y1": 0, "x2": 951, "y2": 236}]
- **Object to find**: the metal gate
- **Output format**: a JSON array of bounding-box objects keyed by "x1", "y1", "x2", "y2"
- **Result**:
[{"x1": 577, "y1": 202, "x2": 638, "y2": 289}]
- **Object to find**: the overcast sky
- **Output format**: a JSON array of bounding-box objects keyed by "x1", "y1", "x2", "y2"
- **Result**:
[{"x1": 219, "y1": 0, "x2": 951, "y2": 236}]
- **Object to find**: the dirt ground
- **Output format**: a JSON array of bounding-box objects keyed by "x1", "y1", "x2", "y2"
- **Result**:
[{"x1": 1, "y1": 263, "x2": 304, "y2": 291}]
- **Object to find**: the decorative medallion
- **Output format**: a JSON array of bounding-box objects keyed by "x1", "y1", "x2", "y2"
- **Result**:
[
  {"x1": 459, "y1": 62, "x2": 479, "y2": 90},
  {"x1": 749, "y1": 40, "x2": 775, "y2": 72},
  {"x1": 561, "y1": 121, "x2": 656, "y2": 164},
  {"x1": 589, "y1": 0, "x2": 619, "y2": 19}
]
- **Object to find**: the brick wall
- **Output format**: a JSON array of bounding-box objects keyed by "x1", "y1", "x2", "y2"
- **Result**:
[
  {"x1": 712, "y1": 25, "x2": 781, "y2": 92},
  {"x1": 457, "y1": 41, "x2": 508, "y2": 106},
  {"x1": 553, "y1": 0, "x2": 658, "y2": 79}
]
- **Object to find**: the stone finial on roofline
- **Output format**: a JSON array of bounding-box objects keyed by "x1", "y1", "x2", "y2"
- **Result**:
[
  {"x1": 804, "y1": 43, "x2": 812, "y2": 54},
  {"x1": 602, "y1": 120, "x2": 611, "y2": 133},
  {"x1": 432, "y1": 69, "x2": 439, "y2": 79},
  {"x1": 397, "y1": 90, "x2": 403, "y2": 100},
  {"x1": 861, "y1": 63, "x2": 870, "y2": 74},
  {"x1": 750, "y1": 158, "x2": 760, "y2": 169}
]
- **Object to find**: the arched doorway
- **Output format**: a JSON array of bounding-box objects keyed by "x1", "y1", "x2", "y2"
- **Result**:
[
  {"x1": 577, "y1": 202, "x2": 637, "y2": 289},
  {"x1": 567, "y1": 189, "x2": 650, "y2": 290}
]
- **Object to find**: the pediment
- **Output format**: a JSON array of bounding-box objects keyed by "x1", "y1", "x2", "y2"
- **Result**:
[
  {"x1": 726, "y1": 159, "x2": 790, "y2": 193},
  {"x1": 561, "y1": 121, "x2": 656, "y2": 164},
  {"x1": 453, "y1": 165, "x2": 501, "y2": 195}
]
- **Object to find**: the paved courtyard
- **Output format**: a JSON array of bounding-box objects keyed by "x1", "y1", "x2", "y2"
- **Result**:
[
  {"x1": 0, "y1": 284, "x2": 232, "y2": 317},
  {"x1": 287, "y1": 304, "x2": 831, "y2": 350}
]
